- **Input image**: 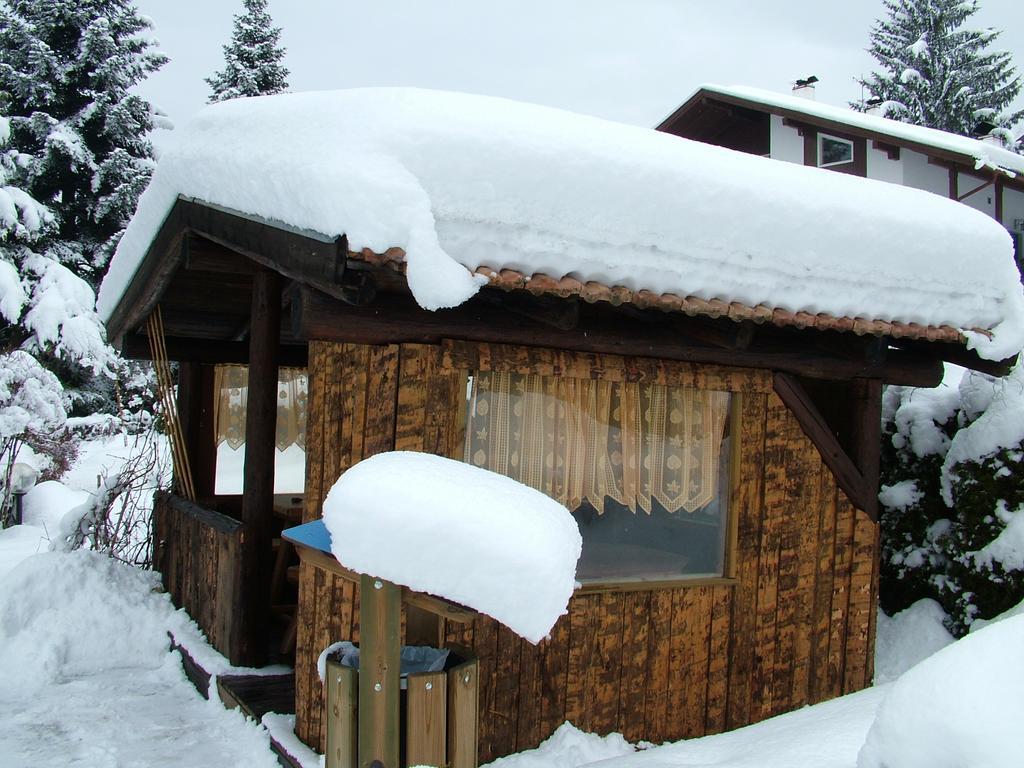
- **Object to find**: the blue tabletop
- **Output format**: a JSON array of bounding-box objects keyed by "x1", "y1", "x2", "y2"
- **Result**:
[{"x1": 282, "y1": 519, "x2": 333, "y2": 554}]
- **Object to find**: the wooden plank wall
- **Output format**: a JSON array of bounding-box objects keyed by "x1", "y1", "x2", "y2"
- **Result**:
[
  {"x1": 293, "y1": 341, "x2": 880, "y2": 760},
  {"x1": 152, "y1": 492, "x2": 245, "y2": 664}
]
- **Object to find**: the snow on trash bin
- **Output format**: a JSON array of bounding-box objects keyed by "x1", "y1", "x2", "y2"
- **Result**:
[{"x1": 322, "y1": 451, "x2": 582, "y2": 644}]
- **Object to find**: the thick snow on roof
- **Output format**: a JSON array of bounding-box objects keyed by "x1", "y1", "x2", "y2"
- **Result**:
[
  {"x1": 99, "y1": 87, "x2": 1024, "y2": 360},
  {"x1": 321, "y1": 452, "x2": 581, "y2": 644},
  {"x1": 693, "y1": 83, "x2": 1024, "y2": 177}
]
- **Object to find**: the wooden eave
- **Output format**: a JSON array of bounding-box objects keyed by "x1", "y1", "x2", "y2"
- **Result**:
[
  {"x1": 658, "y1": 89, "x2": 1024, "y2": 190},
  {"x1": 107, "y1": 196, "x2": 1014, "y2": 384}
]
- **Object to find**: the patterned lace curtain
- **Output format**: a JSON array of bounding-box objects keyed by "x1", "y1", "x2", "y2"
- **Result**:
[
  {"x1": 464, "y1": 372, "x2": 730, "y2": 514},
  {"x1": 213, "y1": 365, "x2": 308, "y2": 451}
]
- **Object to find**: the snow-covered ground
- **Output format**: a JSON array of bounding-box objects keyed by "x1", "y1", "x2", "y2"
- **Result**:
[{"x1": 1, "y1": 436, "x2": 1021, "y2": 768}]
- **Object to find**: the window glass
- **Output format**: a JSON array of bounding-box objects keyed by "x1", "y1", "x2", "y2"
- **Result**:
[
  {"x1": 212, "y1": 364, "x2": 307, "y2": 494},
  {"x1": 463, "y1": 372, "x2": 732, "y2": 584},
  {"x1": 818, "y1": 134, "x2": 854, "y2": 167}
]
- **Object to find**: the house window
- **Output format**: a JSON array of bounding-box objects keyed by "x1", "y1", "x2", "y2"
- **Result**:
[
  {"x1": 818, "y1": 134, "x2": 854, "y2": 167},
  {"x1": 212, "y1": 364, "x2": 308, "y2": 494},
  {"x1": 462, "y1": 371, "x2": 733, "y2": 585}
]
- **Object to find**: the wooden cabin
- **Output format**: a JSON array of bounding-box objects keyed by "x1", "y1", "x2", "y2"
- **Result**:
[{"x1": 98, "y1": 89, "x2": 1021, "y2": 764}]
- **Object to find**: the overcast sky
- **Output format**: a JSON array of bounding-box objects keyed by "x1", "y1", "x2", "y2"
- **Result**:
[{"x1": 136, "y1": 0, "x2": 1024, "y2": 147}]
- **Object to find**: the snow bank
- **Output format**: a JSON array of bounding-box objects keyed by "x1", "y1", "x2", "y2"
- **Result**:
[
  {"x1": 322, "y1": 451, "x2": 581, "y2": 643},
  {"x1": 485, "y1": 723, "x2": 634, "y2": 768},
  {"x1": 858, "y1": 614, "x2": 1024, "y2": 768},
  {"x1": 0, "y1": 551, "x2": 174, "y2": 689},
  {"x1": 0, "y1": 550, "x2": 280, "y2": 767},
  {"x1": 873, "y1": 599, "x2": 954, "y2": 684},
  {"x1": 592, "y1": 687, "x2": 886, "y2": 768},
  {"x1": 99, "y1": 87, "x2": 1024, "y2": 359}
]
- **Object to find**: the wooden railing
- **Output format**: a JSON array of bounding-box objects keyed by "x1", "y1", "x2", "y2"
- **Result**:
[{"x1": 153, "y1": 491, "x2": 245, "y2": 664}]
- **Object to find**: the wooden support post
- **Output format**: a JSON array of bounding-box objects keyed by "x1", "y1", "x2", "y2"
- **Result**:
[
  {"x1": 851, "y1": 378, "x2": 882, "y2": 521},
  {"x1": 358, "y1": 573, "x2": 401, "y2": 768},
  {"x1": 177, "y1": 362, "x2": 218, "y2": 499},
  {"x1": 239, "y1": 269, "x2": 282, "y2": 666},
  {"x1": 326, "y1": 660, "x2": 358, "y2": 768}
]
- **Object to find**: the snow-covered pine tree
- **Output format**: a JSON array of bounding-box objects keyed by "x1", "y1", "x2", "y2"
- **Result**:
[
  {"x1": 854, "y1": 0, "x2": 1024, "y2": 141},
  {"x1": 206, "y1": 0, "x2": 290, "y2": 103},
  {"x1": 0, "y1": 0, "x2": 168, "y2": 282},
  {"x1": 0, "y1": 1, "x2": 165, "y2": 419}
]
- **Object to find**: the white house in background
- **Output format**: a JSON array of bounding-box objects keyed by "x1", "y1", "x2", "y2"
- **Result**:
[{"x1": 658, "y1": 83, "x2": 1024, "y2": 262}]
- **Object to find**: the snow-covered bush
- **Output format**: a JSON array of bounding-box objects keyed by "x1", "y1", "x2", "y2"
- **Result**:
[
  {"x1": 57, "y1": 429, "x2": 169, "y2": 566},
  {"x1": 0, "y1": 350, "x2": 74, "y2": 525},
  {"x1": 880, "y1": 366, "x2": 1024, "y2": 635}
]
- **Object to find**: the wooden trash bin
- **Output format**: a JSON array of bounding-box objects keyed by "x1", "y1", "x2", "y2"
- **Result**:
[
  {"x1": 325, "y1": 648, "x2": 479, "y2": 768},
  {"x1": 284, "y1": 520, "x2": 480, "y2": 768}
]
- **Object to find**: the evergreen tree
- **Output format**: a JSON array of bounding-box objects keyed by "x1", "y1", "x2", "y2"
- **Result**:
[
  {"x1": 0, "y1": 0, "x2": 168, "y2": 281},
  {"x1": 855, "y1": 0, "x2": 1024, "y2": 141},
  {"x1": 206, "y1": 0, "x2": 290, "y2": 103},
  {"x1": 0, "y1": 1, "x2": 165, "y2": 420}
]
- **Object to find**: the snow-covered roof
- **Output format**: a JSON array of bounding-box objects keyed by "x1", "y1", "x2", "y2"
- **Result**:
[
  {"x1": 677, "y1": 84, "x2": 1024, "y2": 178},
  {"x1": 98, "y1": 87, "x2": 1024, "y2": 361}
]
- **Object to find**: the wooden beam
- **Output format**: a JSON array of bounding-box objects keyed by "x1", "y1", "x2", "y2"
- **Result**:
[
  {"x1": 871, "y1": 140, "x2": 900, "y2": 161},
  {"x1": 238, "y1": 269, "x2": 282, "y2": 666},
  {"x1": 181, "y1": 199, "x2": 349, "y2": 303},
  {"x1": 176, "y1": 363, "x2": 218, "y2": 498},
  {"x1": 358, "y1": 574, "x2": 402, "y2": 768},
  {"x1": 121, "y1": 334, "x2": 308, "y2": 367},
  {"x1": 292, "y1": 286, "x2": 945, "y2": 387},
  {"x1": 850, "y1": 378, "x2": 882, "y2": 521},
  {"x1": 958, "y1": 177, "x2": 995, "y2": 202},
  {"x1": 773, "y1": 372, "x2": 876, "y2": 519},
  {"x1": 184, "y1": 234, "x2": 259, "y2": 274},
  {"x1": 289, "y1": 542, "x2": 476, "y2": 624},
  {"x1": 106, "y1": 203, "x2": 187, "y2": 346},
  {"x1": 890, "y1": 339, "x2": 1016, "y2": 378}
]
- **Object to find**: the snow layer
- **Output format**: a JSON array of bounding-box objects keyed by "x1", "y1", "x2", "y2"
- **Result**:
[
  {"x1": 486, "y1": 723, "x2": 635, "y2": 768},
  {"x1": 0, "y1": 550, "x2": 279, "y2": 767},
  {"x1": 873, "y1": 599, "x2": 954, "y2": 684},
  {"x1": 98, "y1": 87, "x2": 1024, "y2": 359},
  {"x1": 695, "y1": 84, "x2": 1024, "y2": 176},
  {"x1": 858, "y1": 614, "x2": 1024, "y2": 768},
  {"x1": 594, "y1": 688, "x2": 887, "y2": 768},
  {"x1": 322, "y1": 451, "x2": 581, "y2": 643},
  {"x1": 941, "y1": 365, "x2": 1024, "y2": 502}
]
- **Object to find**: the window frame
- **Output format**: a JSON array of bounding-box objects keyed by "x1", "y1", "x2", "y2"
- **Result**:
[
  {"x1": 442, "y1": 341, "x2": 759, "y2": 592},
  {"x1": 817, "y1": 133, "x2": 855, "y2": 168}
]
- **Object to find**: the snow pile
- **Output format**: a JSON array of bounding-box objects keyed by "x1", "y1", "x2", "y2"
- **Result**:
[
  {"x1": 873, "y1": 599, "x2": 954, "y2": 684},
  {"x1": 858, "y1": 614, "x2": 1024, "y2": 768},
  {"x1": 486, "y1": 723, "x2": 634, "y2": 768},
  {"x1": 99, "y1": 87, "x2": 1024, "y2": 359},
  {"x1": 592, "y1": 689, "x2": 887, "y2": 768},
  {"x1": 322, "y1": 451, "x2": 581, "y2": 643},
  {"x1": 0, "y1": 549, "x2": 280, "y2": 767},
  {"x1": 0, "y1": 550, "x2": 179, "y2": 689}
]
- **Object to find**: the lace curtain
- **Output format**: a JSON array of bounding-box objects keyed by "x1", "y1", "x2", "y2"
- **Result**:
[
  {"x1": 213, "y1": 365, "x2": 308, "y2": 452},
  {"x1": 464, "y1": 372, "x2": 730, "y2": 514}
]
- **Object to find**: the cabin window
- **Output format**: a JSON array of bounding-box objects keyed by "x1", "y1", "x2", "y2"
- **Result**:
[
  {"x1": 462, "y1": 372, "x2": 732, "y2": 585},
  {"x1": 212, "y1": 364, "x2": 308, "y2": 494},
  {"x1": 818, "y1": 134, "x2": 854, "y2": 167}
]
